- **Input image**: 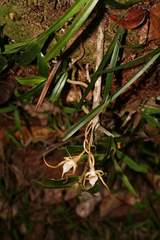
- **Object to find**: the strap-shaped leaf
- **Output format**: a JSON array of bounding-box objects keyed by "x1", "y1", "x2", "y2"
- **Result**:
[
  {"x1": 44, "y1": 0, "x2": 99, "y2": 62},
  {"x1": 0, "y1": 104, "x2": 15, "y2": 114},
  {"x1": 17, "y1": 81, "x2": 46, "y2": 100},
  {"x1": 5, "y1": 131, "x2": 22, "y2": 148},
  {"x1": 14, "y1": 109, "x2": 23, "y2": 136},
  {"x1": 49, "y1": 72, "x2": 68, "y2": 103},
  {"x1": 77, "y1": 29, "x2": 119, "y2": 110},
  {"x1": 103, "y1": 28, "x2": 124, "y2": 99},
  {"x1": 116, "y1": 149, "x2": 147, "y2": 173},
  {"x1": 37, "y1": 52, "x2": 49, "y2": 78},
  {"x1": 113, "y1": 158, "x2": 138, "y2": 197},
  {"x1": 141, "y1": 111, "x2": 160, "y2": 128},
  {"x1": 45, "y1": 176, "x2": 80, "y2": 186},
  {"x1": 3, "y1": 40, "x2": 30, "y2": 55},
  {"x1": 143, "y1": 107, "x2": 160, "y2": 115},
  {"x1": 87, "y1": 183, "x2": 100, "y2": 194},
  {"x1": 91, "y1": 47, "x2": 160, "y2": 77},
  {"x1": 33, "y1": 179, "x2": 71, "y2": 189},
  {"x1": 15, "y1": 76, "x2": 46, "y2": 85},
  {"x1": 17, "y1": 36, "x2": 48, "y2": 66}
]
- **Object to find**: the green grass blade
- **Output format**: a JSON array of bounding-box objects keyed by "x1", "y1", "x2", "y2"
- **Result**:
[
  {"x1": 5, "y1": 132, "x2": 22, "y2": 148},
  {"x1": 49, "y1": 72, "x2": 68, "y2": 103},
  {"x1": 0, "y1": 104, "x2": 15, "y2": 114},
  {"x1": 44, "y1": 0, "x2": 99, "y2": 62},
  {"x1": 116, "y1": 150, "x2": 147, "y2": 173},
  {"x1": 144, "y1": 107, "x2": 160, "y2": 115},
  {"x1": 45, "y1": 176, "x2": 80, "y2": 186},
  {"x1": 17, "y1": 81, "x2": 46, "y2": 100},
  {"x1": 110, "y1": 52, "x2": 160, "y2": 100},
  {"x1": 113, "y1": 158, "x2": 138, "y2": 197},
  {"x1": 103, "y1": 28, "x2": 124, "y2": 99},
  {"x1": 3, "y1": 40, "x2": 30, "y2": 55},
  {"x1": 77, "y1": 29, "x2": 119, "y2": 110},
  {"x1": 141, "y1": 112, "x2": 160, "y2": 128},
  {"x1": 37, "y1": 52, "x2": 49, "y2": 78},
  {"x1": 14, "y1": 109, "x2": 23, "y2": 136},
  {"x1": 33, "y1": 179, "x2": 71, "y2": 189},
  {"x1": 17, "y1": 36, "x2": 48, "y2": 66},
  {"x1": 15, "y1": 76, "x2": 46, "y2": 85},
  {"x1": 90, "y1": 47, "x2": 160, "y2": 77}
]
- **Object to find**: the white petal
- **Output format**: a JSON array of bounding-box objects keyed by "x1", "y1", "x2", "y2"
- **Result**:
[
  {"x1": 89, "y1": 174, "x2": 98, "y2": 187},
  {"x1": 62, "y1": 162, "x2": 73, "y2": 175}
]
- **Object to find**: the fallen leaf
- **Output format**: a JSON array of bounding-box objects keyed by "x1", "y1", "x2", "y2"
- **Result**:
[
  {"x1": 0, "y1": 82, "x2": 14, "y2": 105},
  {"x1": 108, "y1": 9, "x2": 147, "y2": 29},
  {"x1": 9, "y1": 12, "x2": 15, "y2": 21},
  {"x1": 149, "y1": 3, "x2": 160, "y2": 41},
  {"x1": 76, "y1": 192, "x2": 101, "y2": 218}
]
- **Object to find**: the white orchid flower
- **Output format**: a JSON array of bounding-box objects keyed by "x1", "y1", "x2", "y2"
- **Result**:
[
  {"x1": 43, "y1": 149, "x2": 86, "y2": 178},
  {"x1": 83, "y1": 149, "x2": 110, "y2": 193}
]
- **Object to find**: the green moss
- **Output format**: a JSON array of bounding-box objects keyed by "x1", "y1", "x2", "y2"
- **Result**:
[{"x1": 0, "y1": 3, "x2": 31, "y2": 42}]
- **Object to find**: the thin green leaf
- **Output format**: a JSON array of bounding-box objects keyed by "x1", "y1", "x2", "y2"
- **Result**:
[
  {"x1": 63, "y1": 103, "x2": 102, "y2": 141},
  {"x1": 5, "y1": 131, "x2": 22, "y2": 148},
  {"x1": 33, "y1": 179, "x2": 71, "y2": 189},
  {"x1": 141, "y1": 111, "x2": 160, "y2": 128},
  {"x1": 17, "y1": 36, "x2": 48, "y2": 66},
  {"x1": 100, "y1": 136, "x2": 116, "y2": 165},
  {"x1": 0, "y1": 104, "x2": 15, "y2": 114},
  {"x1": 144, "y1": 107, "x2": 160, "y2": 115},
  {"x1": 15, "y1": 76, "x2": 46, "y2": 85},
  {"x1": 65, "y1": 145, "x2": 84, "y2": 154},
  {"x1": 72, "y1": 183, "x2": 81, "y2": 196},
  {"x1": 116, "y1": 149, "x2": 147, "y2": 173},
  {"x1": 0, "y1": 55, "x2": 8, "y2": 73},
  {"x1": 90, "y1": 47, "x2": 160, "y2": 77},
  {"x1": 37, "y1": 52, "x2": 49, "y2": 78},
  {"x1": 103, "y1": 28, "x2": 124, "y2": 99},
  {"x1": 49, "y1": 72, "x2": 68, "y2": 103},
  {"x1": 77, "y1": 29, "x2": 119, "y2": 110},
  {"x1": 44, "y1": 176, "x2": 80, "y2": 187},
  {"x1": 113, "y1": 158, "x2": 138, "y2": 197},
  {"x1": 3, "y1": 40, "x2": 30, "y2": 55},
  {"x1": 14, "y1": 109, "x2": 23, "y2": 136},
  {"x1": 17, "y1": 81, "x2": 46, "y2": 100},
  {"x1": 87, "y1": 183, "x2": 100, "y2": 194},
  {"x1": 62, "y1": 107, "x2": 76, "y2": 114},
  {"x1": 44, "y1": 0, "x2": 99, "y2": 62},
  {"x1": 122, "y1": 221, "x2": 146, "y2": 234},
  {"x1": 103, "y1": 0, "x2": 126, "y2": 9}
]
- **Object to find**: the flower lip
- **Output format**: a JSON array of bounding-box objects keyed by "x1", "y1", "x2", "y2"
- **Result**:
[{"x1": 62, "y1": 159, "x2": 77, "y2": 177}]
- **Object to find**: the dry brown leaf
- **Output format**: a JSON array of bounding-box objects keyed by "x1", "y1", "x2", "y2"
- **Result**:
[
  {"x1": 100, "y1": 191, "x2": 126, "y2": 218},
  {"x1": 0, "y1": 82, "x2": 15, "y2": 105},
  {"x1": 108, "y1": 9, "x2": 147, "y2": 29},
  {"x1": 76, "y1": 192, "x2": 101, "y2": 218},
  {"x1": 149, "y1": 3, "x2": 160, "y2": 41}
]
